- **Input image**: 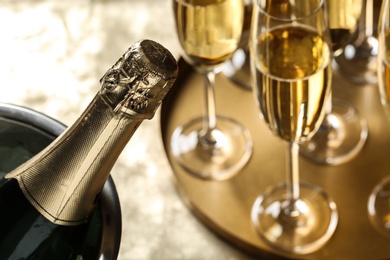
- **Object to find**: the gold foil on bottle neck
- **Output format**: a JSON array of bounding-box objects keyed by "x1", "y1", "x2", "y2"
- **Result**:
[{"x1": 100, "y1": 40, "x2": 178, "y2": 119}]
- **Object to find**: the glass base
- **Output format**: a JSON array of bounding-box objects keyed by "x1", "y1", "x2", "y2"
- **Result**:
[
  {"x1": 251, "y1": 182, "x2": 338, "y2": 255},
  {"x1": 368, "y1": 175, "x2": 390, "y2": 238},
  {"x1": 333, "y1": 34, "x2": 378, "y2": 85},
  {"x1": 170, "y1": 116, "x2": 252, "y2": 180},
  {"x1": 300, "y1": 99, "x2": 368, "y2": 165}
]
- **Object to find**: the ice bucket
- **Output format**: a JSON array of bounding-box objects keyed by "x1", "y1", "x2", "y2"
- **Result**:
[{"x1": 0, "y1": 102, "x2": 121, "y2": 260}]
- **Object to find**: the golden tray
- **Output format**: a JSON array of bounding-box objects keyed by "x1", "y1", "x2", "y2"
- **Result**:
[{"x1": 160, "y1": 59, "x2": 390, "y2": 259}]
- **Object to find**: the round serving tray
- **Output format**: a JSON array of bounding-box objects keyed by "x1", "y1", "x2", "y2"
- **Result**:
[
  {"x1": 160, "y1": 59, "x2": 390, "y2": 259},
  {"x1": 0, "y1": 103, "x2": 121, "y2": 260}
]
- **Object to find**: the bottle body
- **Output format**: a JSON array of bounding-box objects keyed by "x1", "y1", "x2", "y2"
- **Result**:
[{"x1": 0, "y1": 178, "x2": 101, "y2": 260}]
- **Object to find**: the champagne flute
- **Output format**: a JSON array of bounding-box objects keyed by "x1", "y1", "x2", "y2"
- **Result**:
[
  {"x1": 170, "y1": 0, "x2": 253, "y2": 180},
  {"x1": 333, "y1": 0, "x2": 379, "y2": 84},
  {"x1": 222, "y1": 0, "x2": 253, "y2": 90},
  {"x1": 299, "y1": 0, "x2": 368, "y2": 165},
  {"x1": 368, "y1": 0, "x2": 390, "y2": 237},
  {"x1": 327, "y1": 0, "x2": 364, "y2": 56},
  {"x1": 250, "y1": 0, "x2": 338, "y2": 254}
]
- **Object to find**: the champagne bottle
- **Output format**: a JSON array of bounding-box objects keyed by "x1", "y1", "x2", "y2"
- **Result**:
[{"x1": 0, "y1": 39, "x2": 178, "y2": 259}]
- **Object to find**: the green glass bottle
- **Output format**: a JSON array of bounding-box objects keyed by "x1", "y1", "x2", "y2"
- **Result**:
[{"x1": 0, "y1": 39, "x2": 177, "y2": 259}]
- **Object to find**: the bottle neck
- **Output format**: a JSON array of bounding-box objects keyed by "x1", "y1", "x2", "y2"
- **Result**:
[{"x1": 6, "y1": 93, "x2": 142, "y2": 226}]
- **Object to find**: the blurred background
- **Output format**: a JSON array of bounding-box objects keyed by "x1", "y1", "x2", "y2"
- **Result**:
[{"x1": 0, "y1": 0, "x2": 251, "y2": 259}]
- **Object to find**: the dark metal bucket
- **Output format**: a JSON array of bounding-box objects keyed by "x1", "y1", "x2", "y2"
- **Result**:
[{"x1": 0, "y1": 102, "x2": 122, "y2": 260}]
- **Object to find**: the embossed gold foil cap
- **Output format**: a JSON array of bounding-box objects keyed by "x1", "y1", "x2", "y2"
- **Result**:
[{"x1": 100, "y1": 40, "x2": 178, "y2": 119}]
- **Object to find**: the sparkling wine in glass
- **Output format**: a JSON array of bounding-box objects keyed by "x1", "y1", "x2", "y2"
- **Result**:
[
  {"x1": 299, "y1": 0, "x2": 368, "y2": 165},
  {"x1": 368, "y1": 0, "x2": 390, "y2": 237},
  {"x1": 250, "y1": 0, "x2": 338, "y2": 254},
  {"x1": 327, "y1": 0, "x2": 364, "y2": 56},
  {"x1": 171, "y1": 0, "x2": 253, "y2": 180}
]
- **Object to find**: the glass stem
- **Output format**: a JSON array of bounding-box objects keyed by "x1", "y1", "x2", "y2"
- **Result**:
[
  {"x1": 199, "y1": 70, "x2": 218, "y2": 146},
  {"x1": 203, "y1": 70, "x2": 217, "y2": 131},
  {"x1": 325, "y1": 94, "x2": 332, "y2": 115},
  {"x1": 320, "y1": 95, "x2": 334, "y2": 130},
  {"x1": 286, "y1": 142, "x2": 300, "y2": 213},
  {"x1": 365, "y1": 0, "x2": 373, "y2": 38},
  {"x1": 355, "y1": 0, "x2": 373, "y2": 40}
]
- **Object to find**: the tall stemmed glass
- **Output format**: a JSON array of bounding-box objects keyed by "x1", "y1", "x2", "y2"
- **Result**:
[
  {"x1": 368, "y1": 0, "x2": 390, "y2": 237},
  {"x1": 299, "y1": 0, "x2": 368, "y2": 166},
  {"x1": 333, "y1": 0, "x2": 379, "y2": 84},
  {"x1": 250, "y1": 0, "x2": 338, "y2": 254},
  {"x1": 222, "y1": 0, "x2": 253, "y2": 90},
  {"x1": 170, "y1": 0, "x2": 252, "y2": 180}
]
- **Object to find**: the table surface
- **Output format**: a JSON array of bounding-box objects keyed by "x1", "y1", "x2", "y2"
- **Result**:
[{"x1": 0, "y1": 1, "x2": 252, "y2": 259}]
